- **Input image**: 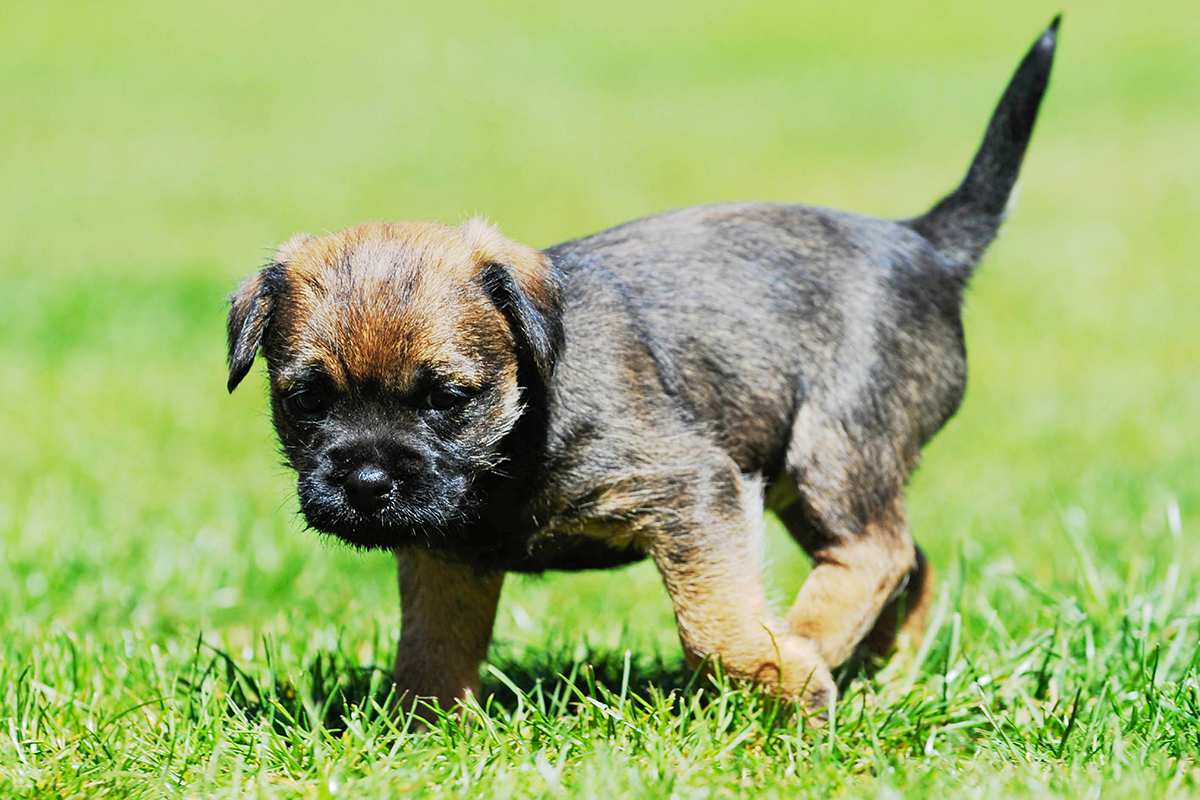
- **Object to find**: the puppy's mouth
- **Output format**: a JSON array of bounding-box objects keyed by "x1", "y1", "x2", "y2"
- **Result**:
[{"x1": 296, "y1": 471, "x2": 472, "y2": 551}]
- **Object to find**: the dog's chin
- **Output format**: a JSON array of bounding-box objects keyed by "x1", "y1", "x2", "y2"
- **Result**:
[
  {"x1": 306, "y1": 515, "x2": 406, "y2": 551},
  {"x1": 298, "y1": 490, "x2": 471, "y2": 552}
]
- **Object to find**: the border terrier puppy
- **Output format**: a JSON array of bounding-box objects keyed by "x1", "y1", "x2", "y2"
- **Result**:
[{"x1": 227, "y1": 20, "x2": 1059, "y2": 712}]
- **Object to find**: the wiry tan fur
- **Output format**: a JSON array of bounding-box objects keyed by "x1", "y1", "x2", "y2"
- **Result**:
[
  {"x1": 393, "y1": 549, "x2": 504, "y2": 716},
  {"x1": 783, "y1": 498, "x2": 916, "y2": 667},
  {"x1": 650, "y1": 474, "x2": 837, "y2": 709},
  {"x1": 268, "y1": 220, "x2": 551, "y2": 395}
]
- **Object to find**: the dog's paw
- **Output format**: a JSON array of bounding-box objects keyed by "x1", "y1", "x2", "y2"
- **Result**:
[{"x1": 774, "y1": 634, "x2": 838, "y2": 716}]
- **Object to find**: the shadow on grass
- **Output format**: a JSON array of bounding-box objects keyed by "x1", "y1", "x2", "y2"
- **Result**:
[{"x1": 181, "y1": 640, "x2": 700, "y2": 733}]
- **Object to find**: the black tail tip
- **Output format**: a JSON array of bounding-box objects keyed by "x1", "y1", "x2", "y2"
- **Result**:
[
  {"x1": 1029, "y1": 15, "x2": 1061, "y2": 64},
  {"x1": 1044, "y1": 14, "x2": 1062, "y2": 43}
]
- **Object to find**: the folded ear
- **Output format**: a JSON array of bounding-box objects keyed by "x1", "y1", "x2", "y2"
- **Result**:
[
  {"x1": 464, "y1": 219, "x2": 563, "y2": 390},
  {"x1": 480, "y1": 261, "x2": 563, "y2": 389},
  {"x1": 226, "y1": 234, "x2": 312, "y2": 393},
  {"x1": 226, "y1": 263, "x2": 284, "y2": 393}
]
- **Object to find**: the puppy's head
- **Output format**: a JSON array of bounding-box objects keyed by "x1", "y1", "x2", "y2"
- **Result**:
[{"x1": 226, "y1": 220, "x2": 562, "y2": 549}]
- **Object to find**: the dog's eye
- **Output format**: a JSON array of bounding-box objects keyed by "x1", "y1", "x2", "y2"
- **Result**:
[
  {"x1": 286, "y1": 386, "x2": 333, "y2": 418},
  {"x1": 423, "y1": 385, "x2": 472, "y2": 411}
]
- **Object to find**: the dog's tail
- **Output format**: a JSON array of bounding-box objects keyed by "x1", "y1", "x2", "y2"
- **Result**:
[{"x1": 908, "y1": 16, "x2": 1060, "y2": 276}]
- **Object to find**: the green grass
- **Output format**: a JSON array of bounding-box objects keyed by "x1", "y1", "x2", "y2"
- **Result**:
[{"x1": 2, "y1": 1, "x2": 1198, "y2": 796}]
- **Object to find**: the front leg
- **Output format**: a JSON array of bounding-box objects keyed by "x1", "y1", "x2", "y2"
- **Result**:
[
  {"x1": 649, "y1": 466, "x2": 837, "y2": 712},
  {"x1": 393, "y1": 548, "x2": 504, "y2": 714}
]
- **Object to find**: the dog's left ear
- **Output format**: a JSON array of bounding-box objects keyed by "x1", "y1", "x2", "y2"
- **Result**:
[{"x1": 464, "y1": 218, "x2": 564, "y2": 389}]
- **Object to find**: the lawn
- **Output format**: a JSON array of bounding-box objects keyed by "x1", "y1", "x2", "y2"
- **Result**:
[{"x1": 2, "y1": 1, "x2": 1198, "y2": 797}]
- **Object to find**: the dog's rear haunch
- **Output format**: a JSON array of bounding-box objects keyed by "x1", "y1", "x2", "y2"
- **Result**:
[{"x1": 227, "y1": 20, "x2": 1059, "y2": 714}]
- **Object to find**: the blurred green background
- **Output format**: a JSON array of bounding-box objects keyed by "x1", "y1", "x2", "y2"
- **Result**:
[{"x1": 1, "y1": 1, "x2": 1197, "y2": 795}]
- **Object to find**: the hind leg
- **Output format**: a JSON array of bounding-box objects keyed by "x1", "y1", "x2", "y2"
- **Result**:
[
  {"x1": 858, "y1": 544, "x2": 935, "y2": 661},
  {"x1": 773, "y1": 403, "x2": 931, "y2": 668},
  {"x1": 777, "y1": 497, "x2": 919, "y2": 667}
]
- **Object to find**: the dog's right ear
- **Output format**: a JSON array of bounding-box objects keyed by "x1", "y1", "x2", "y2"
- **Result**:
[
  {"x1": 227, "y1": 235, "x2": 313, "y2": 393},
  {"x1": 226, "y1": 264, "x2": 283, "y2": 393}
]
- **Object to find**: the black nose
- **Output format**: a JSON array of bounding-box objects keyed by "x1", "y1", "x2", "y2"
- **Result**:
[{"x1": 343, "y1": 464, "x2": 393, "y2": 514}]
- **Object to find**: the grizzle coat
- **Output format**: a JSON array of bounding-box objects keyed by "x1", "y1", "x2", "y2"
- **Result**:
[{"x1": 227, "y1": 19, "x2": 1060, "y2": 712}]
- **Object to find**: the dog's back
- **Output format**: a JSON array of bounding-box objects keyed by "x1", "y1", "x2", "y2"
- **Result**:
[
  {"x1": 547, "y1": 203, "x2": 963, "y2": 481},
  {"x1": 542, "y1": 20, "x2": 1059, "y2": 523}
]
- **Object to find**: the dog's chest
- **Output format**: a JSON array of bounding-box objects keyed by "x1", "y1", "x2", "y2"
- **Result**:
[
  {"x1": 499, "y1": 523, "x2": 647, "y2": 573},
  {"x1": 472, "y1": 499, "x2": 649, "y2": 573}
]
